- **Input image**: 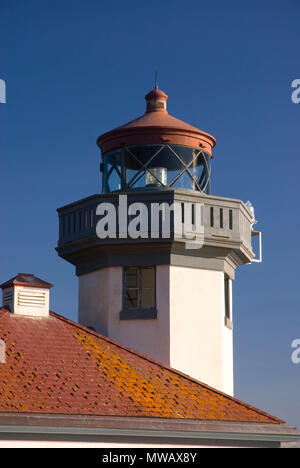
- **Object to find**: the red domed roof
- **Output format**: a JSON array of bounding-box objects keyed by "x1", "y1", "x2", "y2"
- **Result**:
[
  {"x1": 97, "y1": 87, "x2": 216, "y2": 156},
  {"x1": 145, "y1": 86, "x2": 168, "y2": 103}
]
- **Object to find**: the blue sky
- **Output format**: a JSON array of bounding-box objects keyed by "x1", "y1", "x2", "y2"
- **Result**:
[{"x1": 1, "y1": 0, "x2": 300, "y2": 427}]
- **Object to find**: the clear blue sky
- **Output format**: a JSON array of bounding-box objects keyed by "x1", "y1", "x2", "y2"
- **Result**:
[{"x1": 1, "y1": 0, "x2": 300, "y2": 427}]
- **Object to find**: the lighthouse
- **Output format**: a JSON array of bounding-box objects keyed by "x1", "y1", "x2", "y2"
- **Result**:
[{"x1": 56, "y1": 85, "x2": 257, "y2": 396}]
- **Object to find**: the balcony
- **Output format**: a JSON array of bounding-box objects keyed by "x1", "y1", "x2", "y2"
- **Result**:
[{"x1": 56, "y1": 189, "x2": 255, "y2": 275}]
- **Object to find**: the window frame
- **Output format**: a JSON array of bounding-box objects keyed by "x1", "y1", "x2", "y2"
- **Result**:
[{"x1": 120, "y1": 266, "x2": 157, "y2": 320}]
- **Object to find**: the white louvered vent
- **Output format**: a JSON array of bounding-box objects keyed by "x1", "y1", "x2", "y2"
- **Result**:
[
  {"x1": 17, "y1": 289, "x2": 46, "y2": 308},
  {"x1": 14, "y1": 286, "x2": 50, "y2": 317}
]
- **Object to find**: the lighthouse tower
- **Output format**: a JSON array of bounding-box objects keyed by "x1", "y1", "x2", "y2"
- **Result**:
[{"x1": 56, "y1": 85, "x2": 256, "y2": 396}]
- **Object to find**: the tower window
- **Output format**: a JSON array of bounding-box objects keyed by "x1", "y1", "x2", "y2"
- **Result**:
[
  {"x1": 121, "y1": 267, "x2": 157, "y2": 319},
  {"x1": 224, "y1": 274, "x2": 233, "y2": 329}
]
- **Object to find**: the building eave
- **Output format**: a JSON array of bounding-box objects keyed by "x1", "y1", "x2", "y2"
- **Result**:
[{"x1": 0, "y1": 413, "x2": 299, "y2": 445}]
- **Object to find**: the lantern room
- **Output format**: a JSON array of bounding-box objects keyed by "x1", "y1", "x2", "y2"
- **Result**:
[{"x1": 97, "y1": 86, "x2": 216, "y2": 194}]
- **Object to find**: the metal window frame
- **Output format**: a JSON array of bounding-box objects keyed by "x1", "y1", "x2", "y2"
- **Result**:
[
  {"x1": 123, "y1": 266, "x2": 156, "y2": 311},
  {"x1": 103, "y1": 144, "x2": 211, "y2": 193}
]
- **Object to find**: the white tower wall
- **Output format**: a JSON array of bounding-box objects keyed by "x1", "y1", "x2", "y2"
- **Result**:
[{"x1": 78, "y1": 264, "x2": 234, "y2": 395}]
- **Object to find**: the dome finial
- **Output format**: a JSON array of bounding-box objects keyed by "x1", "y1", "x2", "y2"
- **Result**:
[{"x1": 145, "y1": 82, "x2": 168, "y2": 113}]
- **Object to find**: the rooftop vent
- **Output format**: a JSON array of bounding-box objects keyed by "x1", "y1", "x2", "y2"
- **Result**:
[{"x1": 0, "y1": 273, "x2": 53, "y2": 317}]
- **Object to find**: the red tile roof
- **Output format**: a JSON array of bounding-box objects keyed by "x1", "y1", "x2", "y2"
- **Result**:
[{"x1": 0, "y1": 308, "x2": 283, "y2": 423}]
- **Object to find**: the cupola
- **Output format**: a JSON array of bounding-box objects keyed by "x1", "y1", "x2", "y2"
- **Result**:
[{"x1": 0, "y1": 273, "x2": 52, "y2": 317}]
